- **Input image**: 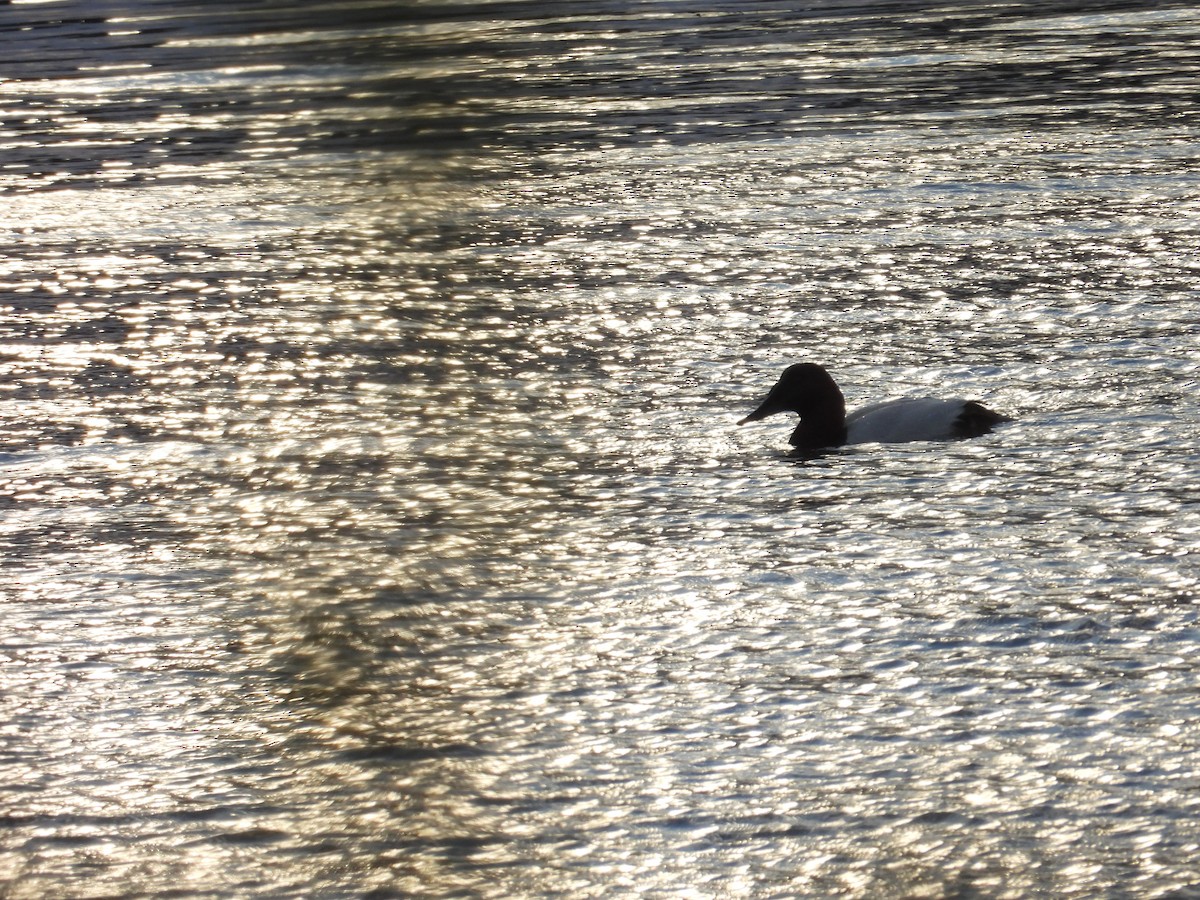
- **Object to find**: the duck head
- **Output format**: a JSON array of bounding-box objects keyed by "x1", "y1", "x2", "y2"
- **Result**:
[
  {"x1": 738, "y1": 363, "x2": 846, "y2": 423},
  {"x1": 738, "y1": 363, "x2": 848, "y2": 448}
]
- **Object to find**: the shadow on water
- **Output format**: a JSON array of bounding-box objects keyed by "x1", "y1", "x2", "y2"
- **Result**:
[{"x1": 6, "y1": 0, "x2": 1200, "y2": 192}]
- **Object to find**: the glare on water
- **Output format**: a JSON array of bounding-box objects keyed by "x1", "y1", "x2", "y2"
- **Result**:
[{"x1": 3, "y1": 2, "x2": 1200, "y2": 897}]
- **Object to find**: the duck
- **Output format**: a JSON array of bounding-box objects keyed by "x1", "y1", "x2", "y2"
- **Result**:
[{"x1": 739, "y1": 363, "x2": 1011, "y2": 451}]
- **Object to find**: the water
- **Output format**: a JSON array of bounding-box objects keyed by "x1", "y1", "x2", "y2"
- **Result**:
[{"x1": 3, "y1": 1, "x2": 1200, "y2": 896}]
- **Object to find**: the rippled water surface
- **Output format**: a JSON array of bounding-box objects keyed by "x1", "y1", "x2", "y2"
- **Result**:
[{"x1": 4, "y1": 1, "x2": 1200, "y2": 897}]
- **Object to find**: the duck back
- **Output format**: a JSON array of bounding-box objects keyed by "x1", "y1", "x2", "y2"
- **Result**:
[{"x1": 845, "y1": 398, "x2": 1000, "y2": 444}]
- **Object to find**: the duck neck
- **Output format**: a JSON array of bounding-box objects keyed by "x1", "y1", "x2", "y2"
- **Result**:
[{"x1": 788, "y1": 400, "x2": 847, "y2": 450}]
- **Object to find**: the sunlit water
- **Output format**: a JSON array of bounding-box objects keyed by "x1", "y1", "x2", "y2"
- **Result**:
[{"x1": 3, "y1": 2, "x2": 1200, "y2": 897}]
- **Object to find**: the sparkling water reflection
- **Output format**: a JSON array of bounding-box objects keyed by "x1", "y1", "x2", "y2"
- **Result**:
[{"x1": 4, "y1": 1, "x2": 1200, "y2": 897}]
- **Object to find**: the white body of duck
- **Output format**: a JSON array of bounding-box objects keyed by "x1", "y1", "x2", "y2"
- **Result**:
[{"x1": 739, "y1": 363, "x2": 1010, "y2": 451}]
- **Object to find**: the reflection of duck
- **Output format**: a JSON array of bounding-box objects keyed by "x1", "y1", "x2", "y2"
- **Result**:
[{"x1": 739, "y1": 363, "x2": 1011, "y2": 452}]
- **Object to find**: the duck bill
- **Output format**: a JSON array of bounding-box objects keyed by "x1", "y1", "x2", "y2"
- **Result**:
[{"x1": 737, "y1": 392, "x2": 786, "y2": 425}]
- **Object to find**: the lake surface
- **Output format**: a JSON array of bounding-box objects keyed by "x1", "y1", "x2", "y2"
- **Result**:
[{"x1": 3, "y1": 1, "x2": 1200, "y2": 896}]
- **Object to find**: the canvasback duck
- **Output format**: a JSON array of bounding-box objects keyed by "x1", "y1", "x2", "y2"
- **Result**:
[{"x1": 739, "y1": 363, "x2": 1011, "y2": 451}]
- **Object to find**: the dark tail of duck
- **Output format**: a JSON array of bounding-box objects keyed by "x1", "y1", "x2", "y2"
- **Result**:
[{"x1": 954, "y1": 401, "x2": 1012, "y2": 439}]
